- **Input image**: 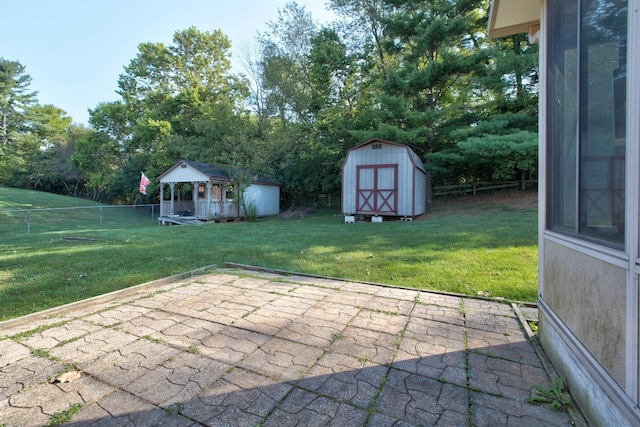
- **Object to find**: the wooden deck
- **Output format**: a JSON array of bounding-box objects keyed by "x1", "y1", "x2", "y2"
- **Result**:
[
  {"x1": 158, "y1": 216, "x2": 203, "y2": 226},
  {"x1": 158, "y1": 216, "x2": 244, "y2": 225}
]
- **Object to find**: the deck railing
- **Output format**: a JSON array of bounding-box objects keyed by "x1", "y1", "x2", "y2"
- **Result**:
[{"x1": 162, "y1": 200, "x2": 241, "y2": 218}]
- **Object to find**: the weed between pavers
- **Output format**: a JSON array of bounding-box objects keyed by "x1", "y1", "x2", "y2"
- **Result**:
[
  {"x1": 165, "y1": 402, "x2": 184, "y2": 415},
  {"x1": 49, "y1": 403, "x2": 82, "y2": 426},
  {"x1": 357, "y1": 356, "x2": 371, "y2": 366},
  {"x1": 372, "y1": 308, "x2": 399, "y2": 316},
  {"x1": 527, "y1": 377, "x2": 571, "y2": 410},
  {"x1": 330, "y1": 332, "x2": 344, "y2": 341},
  {"x1": 31, "y1": 348, "x2": 52, "y2": 359},
  {"x1": 459, "y1": 301, "x2": 467, "y2": 316},
  {"x1": 140, "y1": 335, "x2": 164, "y2": 344},
  {"x1": 55, "y1": 335, "x2": 85, "y2": 348},
  {"x1": 9, "y1": 320, "x2": 70, "y2": 343}
]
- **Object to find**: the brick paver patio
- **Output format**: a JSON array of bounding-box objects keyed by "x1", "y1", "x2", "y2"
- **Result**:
[{"x1": 0, "y1": 267, "x2": 579, "y2": 426}]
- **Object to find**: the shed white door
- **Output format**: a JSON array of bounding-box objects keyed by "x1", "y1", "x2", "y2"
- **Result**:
[{"x1": 356, "y1": 165, "x2": 398, "y2": 214}]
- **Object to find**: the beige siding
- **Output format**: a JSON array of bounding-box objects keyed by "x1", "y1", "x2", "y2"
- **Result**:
[{"x1": 542, "y1": 239, "x2": 627, "y2": 386}]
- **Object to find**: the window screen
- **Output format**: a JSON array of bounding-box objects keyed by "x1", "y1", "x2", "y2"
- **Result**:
[{"x1": 547, "y1": 0, "x2": 627, "y2": 248}]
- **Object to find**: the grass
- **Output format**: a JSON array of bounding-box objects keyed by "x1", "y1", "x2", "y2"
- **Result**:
[
  {"x1": 49, "y1": 403, "x2": 83, "y2": 426},
  {"x1": 0, "y1": 186, "x2": 538, "y2": 321}
]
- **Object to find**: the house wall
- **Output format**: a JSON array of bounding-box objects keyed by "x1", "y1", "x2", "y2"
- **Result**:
[
  {"x1": 542, "y1": 238, "x2": 627, "y2": 386},
  {"x1": 342, "y1": 143, "x2": 424, "y2": 217},
  {"x1": 535, "y1": 0, "x2": 640, "y2": 424},
  {"x1": 245, "y1": 184, "x2": 280, "y2": 216},
  {"x1": 538, "y1": 307, "x2": 636, "y2": 426}
]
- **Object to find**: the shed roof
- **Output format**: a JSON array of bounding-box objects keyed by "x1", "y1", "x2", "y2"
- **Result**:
[
  {"x1": 158, "y1": 160, "x2": 280, "y2": 186},
  {"x1": 346, "y1": 139, "x2": 426, "y2": 173},
  {"x1": 488, "y1": 0, "x2": 540, "y2": 39}
]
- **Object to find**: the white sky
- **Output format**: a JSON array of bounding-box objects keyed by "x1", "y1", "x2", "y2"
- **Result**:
[{"x1": 2, "y1": 0, "x2": 336, "y2": 125}]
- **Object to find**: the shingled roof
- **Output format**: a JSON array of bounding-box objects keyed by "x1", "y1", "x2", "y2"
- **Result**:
[{"x1": 158, "y1": 160, "x2": 280, "y2": 186}]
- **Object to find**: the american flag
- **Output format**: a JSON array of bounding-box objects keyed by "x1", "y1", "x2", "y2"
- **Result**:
[{"x1": 139, "y1": 173, "x2": 151, "y2": 195}]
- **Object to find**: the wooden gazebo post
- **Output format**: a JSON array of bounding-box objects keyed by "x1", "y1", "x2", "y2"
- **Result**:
[
  {"x1": 169, "y1": 182, "x2": 175, "y2": 216},
  {"x1": 206, "y1": 182, "x2": 213, "y2": 218}
]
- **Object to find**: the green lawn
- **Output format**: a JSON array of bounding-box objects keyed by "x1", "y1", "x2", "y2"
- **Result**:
[{"x1": 0, "y1": 186, "x2": 538, "y2": 321}]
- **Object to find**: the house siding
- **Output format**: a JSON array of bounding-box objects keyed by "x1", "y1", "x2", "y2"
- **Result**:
[
  {"x1": 543, "y1": 239, "x2": 627, "y2": 387},
  {"x1": 490, "y1": 0, "x2": 640, "y2": 424}
]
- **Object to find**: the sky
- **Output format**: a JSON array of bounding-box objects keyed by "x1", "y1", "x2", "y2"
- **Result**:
[{"x1": 2, "y1": 0, "x2": 337, "y2": 125}]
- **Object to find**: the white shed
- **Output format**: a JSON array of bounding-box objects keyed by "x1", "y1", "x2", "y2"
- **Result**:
[
  {"x1": 157, "y1": 160, "x2": 280, "y2": 223},
  {"x1": 342, "y1": 139, "x2": 428, "y2": 218}
]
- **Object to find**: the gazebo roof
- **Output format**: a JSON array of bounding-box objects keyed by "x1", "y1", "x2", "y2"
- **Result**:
[{"x1": 158, "y1": 160, "x2": 280, "y2": 186}]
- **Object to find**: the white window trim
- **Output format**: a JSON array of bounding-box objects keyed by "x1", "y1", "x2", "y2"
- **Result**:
[
  {"x1": 625, "y1": 0, "x2": 640, "y2": 404},
  {"x1": 538, "y1": 0, "x2": 548, "y2": 300},
  {"x1": 543, "y1": 230, "x2": 629, "y2": 269}
]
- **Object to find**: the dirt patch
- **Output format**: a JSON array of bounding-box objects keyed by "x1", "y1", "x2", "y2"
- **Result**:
[{"x1": 421, "y1": 189, "x2": 538, "y2": 219}]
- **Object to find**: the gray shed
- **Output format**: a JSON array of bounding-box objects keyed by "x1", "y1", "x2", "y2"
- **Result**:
[{"x1": 342, "y1": 139, "x2": 428, "y2": 218}]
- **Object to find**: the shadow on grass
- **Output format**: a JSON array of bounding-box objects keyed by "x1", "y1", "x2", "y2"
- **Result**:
[{"x1": 0, "y1": 207, "x2": 538, "y2": 319}]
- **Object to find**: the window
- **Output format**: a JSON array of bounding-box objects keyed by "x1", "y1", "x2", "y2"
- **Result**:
[
  {"x1": 372, "y1": 144, "x2": 382, "y2": 150},
  {"x1": 212, "y1": 185, "x2": 221, "y2": 201},
  {"x1": 225, "y1": 185, "x2": 235, "y2": 200},
  {"x1": 547, "y1": 0, "x2": 627, "y2": 248},
  {"x1": 197, "y1": 184, "x2": 206, "y2": 199}
]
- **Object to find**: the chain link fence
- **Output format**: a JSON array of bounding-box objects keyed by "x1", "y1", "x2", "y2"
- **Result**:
[{"x1": 0, "y1": 204, "x2": 160, "y2": 236}]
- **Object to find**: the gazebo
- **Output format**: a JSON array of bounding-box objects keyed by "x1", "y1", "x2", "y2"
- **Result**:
[{"x1": 157, "y1": 160, "x2": 280, "y2": 224}]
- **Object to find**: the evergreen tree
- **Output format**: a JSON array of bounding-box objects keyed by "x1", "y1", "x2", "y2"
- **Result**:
[
  {"x1": 0, "y1": 59, "x2": 38, "y2": 148},
  {"x1": 368, "y1": 0, "x2": 489, "y2": 157}
]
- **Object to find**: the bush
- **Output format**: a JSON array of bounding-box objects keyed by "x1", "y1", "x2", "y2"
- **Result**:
[{"x1": 245, "y1": 199, "x2": 259, "y2": 222}]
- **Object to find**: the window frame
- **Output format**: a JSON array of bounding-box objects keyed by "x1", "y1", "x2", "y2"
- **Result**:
[{"x1": 546, "y1": 0, "x2": 628, "y2": 250}]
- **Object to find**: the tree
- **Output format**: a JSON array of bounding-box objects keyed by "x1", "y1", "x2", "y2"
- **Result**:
[
  {"x1": 19, "y1": 104, "x2": 74, "y2": 192},
  {"x1": 427, "y1": 113, "x2": 538, "y2": 187},
  {"x1": 364, "y1": 0, "x2": 489, "y2": 157},
  {"x1": 71, "y1": 130, "x2": 121, "y2": 201},
  {"x1": 0, "y1": 59, "x2": 38, "y2": 148},
  {"x1": 86, "y1": 27, "x2": 252, "y2": 202},
  {"x1": 329, "y1": 0, "x2": 392, "y2": 75},
  {"x1": 57, "y1": 125, "x2": 92, "y2": 196},
  {"x1": 259, "y1": 2, "x2": 317, "y2": 124},
  {"x1": 238, "y1": 40, "x2": 269, "y2": 138},
  {"x1": 481, "y1": 33, "x2": 538, "y2": 115}
]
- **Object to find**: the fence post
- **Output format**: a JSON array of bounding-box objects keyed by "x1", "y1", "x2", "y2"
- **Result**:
[
  {"x1": 100, "y1": 207, "x2": 103, "y2": 227},
  {"x1": 27, "y1": 209, "x2": 31, "y2": 235},
  {"x1": 151, "y1": 205, "x2": 155, "y2": 221}
]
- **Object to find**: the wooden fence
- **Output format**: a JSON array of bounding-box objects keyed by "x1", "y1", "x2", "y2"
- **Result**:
[{"x1": 432, "y1": 181, "x2": 537, "y2": 197}]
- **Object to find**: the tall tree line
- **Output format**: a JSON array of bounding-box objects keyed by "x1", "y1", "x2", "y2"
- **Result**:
[{"x1": 0, "y1": 0, "x2": 538, "y2": 205}]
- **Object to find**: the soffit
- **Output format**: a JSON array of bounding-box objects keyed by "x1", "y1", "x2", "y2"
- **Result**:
[{"x1": 488, "y1": 0, "x2": 541, "y2": 39}]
